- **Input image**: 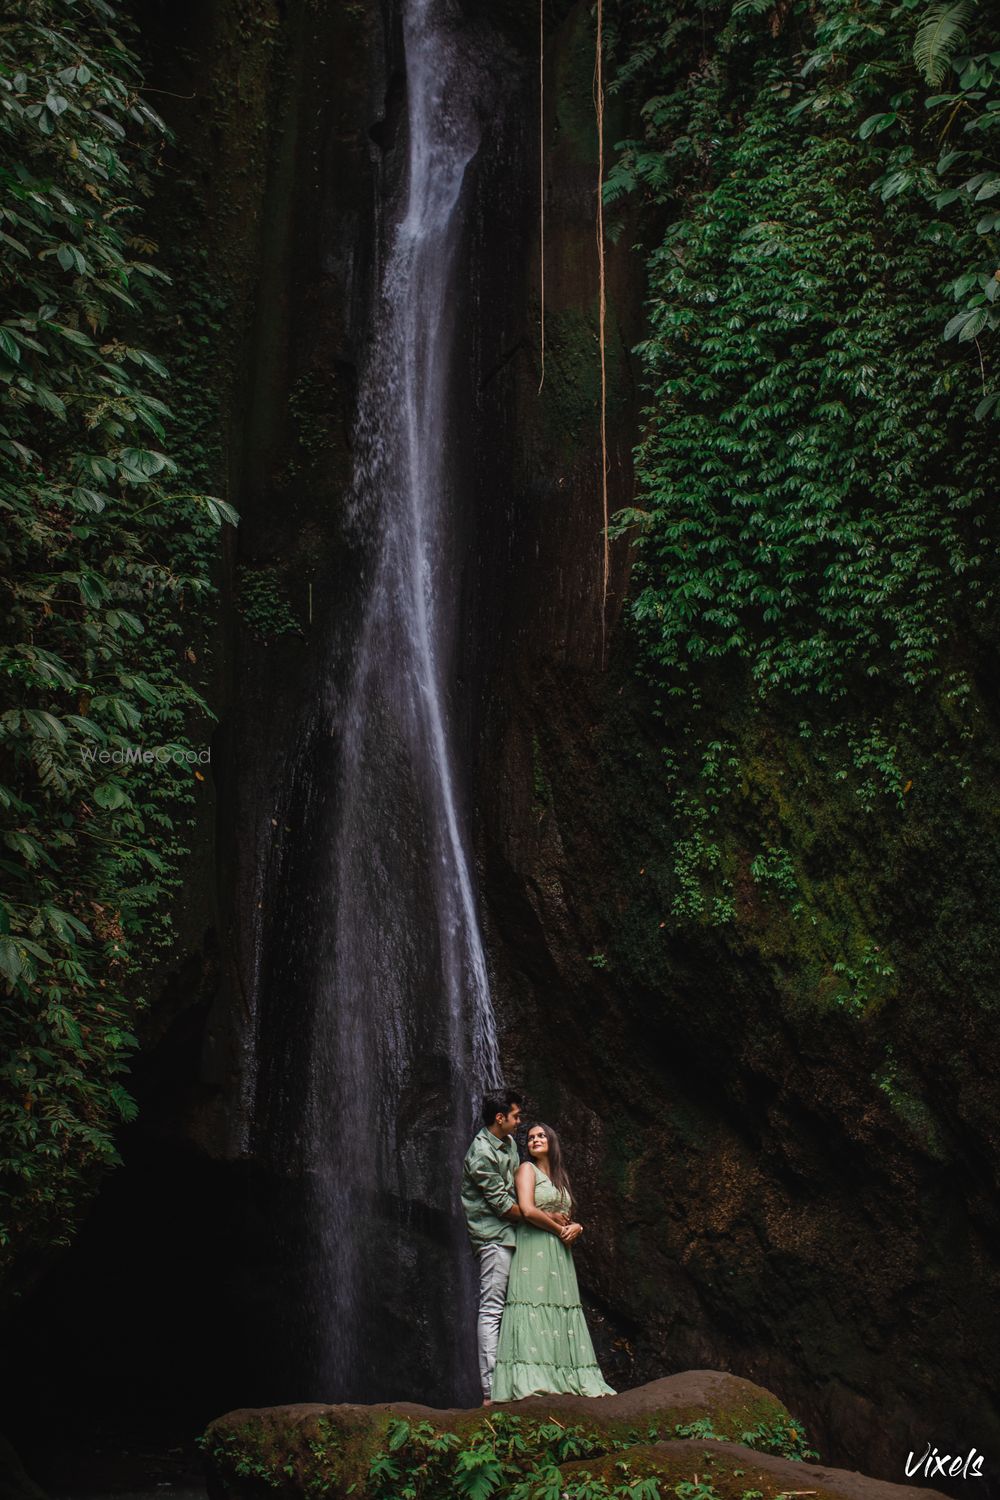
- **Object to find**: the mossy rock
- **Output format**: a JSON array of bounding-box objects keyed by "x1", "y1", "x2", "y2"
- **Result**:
[
  {"x1": 201, "y1": 1370, "x2": 800, "y2": 1498},
  {"x1": 559, "y1": 1438, "x2": 949, "y2": 1500}
]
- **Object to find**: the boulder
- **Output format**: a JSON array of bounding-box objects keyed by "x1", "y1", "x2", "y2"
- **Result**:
[
  {"x1": 559, "y1": 1438, "x2": 948, "y2": 1500},
  {"x1": 202, "y1": 1369, "x2": 807, "y2": 1497}
]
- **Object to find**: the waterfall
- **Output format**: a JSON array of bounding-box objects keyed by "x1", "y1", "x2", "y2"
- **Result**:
[{"x1": 301, "y1": 0, "x2": 502, "y2": 1403}]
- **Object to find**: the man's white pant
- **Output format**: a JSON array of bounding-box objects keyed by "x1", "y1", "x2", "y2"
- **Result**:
[{"x1": 477, "y1": 1243, "x2": 513, "y2": 1398}]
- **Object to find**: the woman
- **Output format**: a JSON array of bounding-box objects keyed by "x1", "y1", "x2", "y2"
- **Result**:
[{"x1": 491, "y1": 1122, "x2": 615, "y2": 1400}]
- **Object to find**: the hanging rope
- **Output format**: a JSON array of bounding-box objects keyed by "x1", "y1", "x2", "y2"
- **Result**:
[
  {"x1": 538, "y1": 0, "x2": 546, "y2": 394},
  {"x1": 594, "y1": 0, "x2": 609, "y2": 666}
]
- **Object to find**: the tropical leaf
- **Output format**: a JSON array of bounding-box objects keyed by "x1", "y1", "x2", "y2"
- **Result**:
[{"x1": 913, "y1": 1, "x2": 973, "y2": 85}]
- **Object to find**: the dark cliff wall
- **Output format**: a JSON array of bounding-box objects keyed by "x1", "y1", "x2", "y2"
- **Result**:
[{"x1": 478, "y1": 645, "x2": 1000, "y2": 1492}]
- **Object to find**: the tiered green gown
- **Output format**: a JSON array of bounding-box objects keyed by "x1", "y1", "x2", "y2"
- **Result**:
[{"x1": 491, "y1": 1164, "x2": 616, "y2": 1400}]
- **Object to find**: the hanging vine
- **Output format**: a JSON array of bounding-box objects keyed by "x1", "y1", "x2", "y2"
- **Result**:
[
  {"x1": 594, "y1": 0, "x2": 610, "y2": 665},
  {"x1": 538, "y1": 0, "x2": 546, "y2": 393}
]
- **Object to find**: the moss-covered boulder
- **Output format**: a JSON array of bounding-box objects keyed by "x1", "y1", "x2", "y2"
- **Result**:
[
  {"x1": 559, "y1": 1438, "x2": 948, "y2": 1500},
  {"x1": 201, "y1": 1370, "x2": 809, "y2": 1498}
]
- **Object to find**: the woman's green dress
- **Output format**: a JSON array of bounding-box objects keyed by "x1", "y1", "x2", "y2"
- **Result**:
[{"x1": 491, "y1": 1164, "x2": 615, "y2": 1400}]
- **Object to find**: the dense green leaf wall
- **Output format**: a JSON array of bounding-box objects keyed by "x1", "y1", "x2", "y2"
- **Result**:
[
  {"x1": 0, "y1": 0, "x2": 233, "y2": 1296},
  {"x1": 603, "y1": 0, "x2": 998, "y2": 926}
]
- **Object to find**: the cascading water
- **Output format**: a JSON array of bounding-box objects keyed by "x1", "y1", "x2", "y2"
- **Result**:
[{"x1": 301, "y1": 0, "x2": 502, "y2": 1402}]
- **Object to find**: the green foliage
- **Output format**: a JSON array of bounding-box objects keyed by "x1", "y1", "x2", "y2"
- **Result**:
[
  {"x1": 282, "y1": 368, "x2": 340, "y2": 480},
  {"x1": 531, "y1": 733, "x2": 552, "y2": 812},
  {"x1": 559, "y1": 1471, "x2": 664, "y2": 1500},
  {"x1": 663, "y1": 741, "x2": 738, "y2": 923},
  {"x1": 201, "y1": 1407, "x2": 821, "y2": 1500},
  {"x1": 871, "y1": 1045, "x2": 947, "y2": 1157},
  {"x1": 0, "y1": 0, "x2": 235, "y2": 1286},
  {"x1": 237, "y1": 565, "x2": 301, "y2": 640},
  {"x1": 671, "y1": 1419, "x2": 721, "y2": 1442},
  {"x1": 614, "y1": 97, "x2": 994, "y2": 700},
  {"x1": 196, "y1": 1417, "x2": 343, "y2": 1498},
  {"x1": 600, "y1": 0, "x2": 998, "y2": 948},
  {"x1": 675, "y1": 1480, "x2": 722, "y2": 1500},
  {"x1": 362, "y1": 1411, "x2": 821, "y2": 1500},
  {"x1": 672, "y1": 1411, "x2": 816, "y2": 1462},
  {"x1": 365, "y1": 1414, "x2": 607, "y2": 1500},
  {"x1": 748, "y1": 845, "x2": 798, "y2": 902},
  {"x1": 788, "y1": 1, "x2": 1000, "y2": 403},
  {"x1": 735, "y1": 1415, "x2": 819, "y2": 1463},
  {"x1": 831, "y1": 940, "x2": 896, "y2": 1015}
]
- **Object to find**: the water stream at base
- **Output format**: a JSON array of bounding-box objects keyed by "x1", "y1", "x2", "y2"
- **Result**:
[{"x1": 301, "y1": 0, "x2": 502, "y2": 1401}]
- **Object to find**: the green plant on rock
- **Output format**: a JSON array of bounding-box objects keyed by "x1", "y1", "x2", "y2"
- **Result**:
[
  {"x1": 197, "y1": 1420, "x2": 345, "y2": 1498},
  {"x1": 281, "y1": 368, "x2": 339, "y2": 481},
  {"x1": 237, "y1": 564, "x2": 301, "y2": 641},
  {"x1": 672, "y1": 1419, "x2": 722, "y2": 1441},
  {"x1": 357, "y1": 1408, "x2": 822, "y2": 1500},
  {"x1": 559, "y1": 1472, "x2": 664, "y2": 1500},
  {"x1": 749, "y1": 845, "x2": 798, "y2": 902},
  {"x1": 832, "y1": 940, "x2": 896, "y2": 1017},
  {"x1": 737, "y1": 1413, "x2": 819, "y2": 1463},
  {"x1": 201, "y1": 1404, "x2": 823, "y2": 1500},
  {"x1": 531, "y1": 733, "x2": 552, "y2": 814},
  {"x1": 663, "y1": 742, "x2": 738, "y2": 926},
  {"x1": 675, "y1": 1480, "x2": 723, "y2": 1500},
  {"x1": 669, "y1": 1408, "x2": 817, "y2": 1462},
  {"x1": 871, "y1": 1045, "x2": 947, "y2": 1157},
  {"x1": 365, "y1": 1415, "x2": 611, "y2": 1500}
]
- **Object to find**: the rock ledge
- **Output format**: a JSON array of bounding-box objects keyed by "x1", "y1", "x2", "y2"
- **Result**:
[{"x1": 201, "y1": 1370, "x2": 945, "y2": 1500}]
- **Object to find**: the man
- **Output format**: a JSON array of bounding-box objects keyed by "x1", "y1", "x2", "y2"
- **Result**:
[
  {"x1": 461, "y1": 1091, "x2": 569, "y2": 1405},
  {"x1": 461, "y1": 1090, "x2": 523, "y2": 1406}
]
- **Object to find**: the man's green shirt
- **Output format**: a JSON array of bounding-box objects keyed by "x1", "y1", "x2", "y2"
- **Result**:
[{"x1": 461, "y1": 1126, "x2": 520, "y2": 1251}]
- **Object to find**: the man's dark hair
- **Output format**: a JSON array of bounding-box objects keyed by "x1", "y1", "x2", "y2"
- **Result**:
[{"x1": 481, "y1": 1090, "x2": 522, "y2": 1126}]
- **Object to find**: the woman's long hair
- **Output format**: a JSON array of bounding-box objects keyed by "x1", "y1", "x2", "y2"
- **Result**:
[{"x1": 528, "y1": 1122, "x2": 574, "y2": 1213}]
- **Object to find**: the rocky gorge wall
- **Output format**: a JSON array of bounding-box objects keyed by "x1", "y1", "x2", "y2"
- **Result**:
[
  {"x1": 458, "y1": 0, "x2": 1000, "y2": 1486},
  {"x1": 1, "y1": 0, "x2": 997, "y2": 1494},
  {"x1": 474, "y1": 130, "x2": 1000, "y2": 1499}
]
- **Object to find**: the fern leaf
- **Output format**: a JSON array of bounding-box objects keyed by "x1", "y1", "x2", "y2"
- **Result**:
[
  {"x1": 608, "y1": 40, "x2": 656, "y2": 94},
  {"x1": 913, "y1": 1, "x2": 973, "y2": 86}
]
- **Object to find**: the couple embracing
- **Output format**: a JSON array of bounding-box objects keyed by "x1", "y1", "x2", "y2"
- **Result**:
[{"x1": 461, "y1": 1089, "x2": 615, "y2": 1405}]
